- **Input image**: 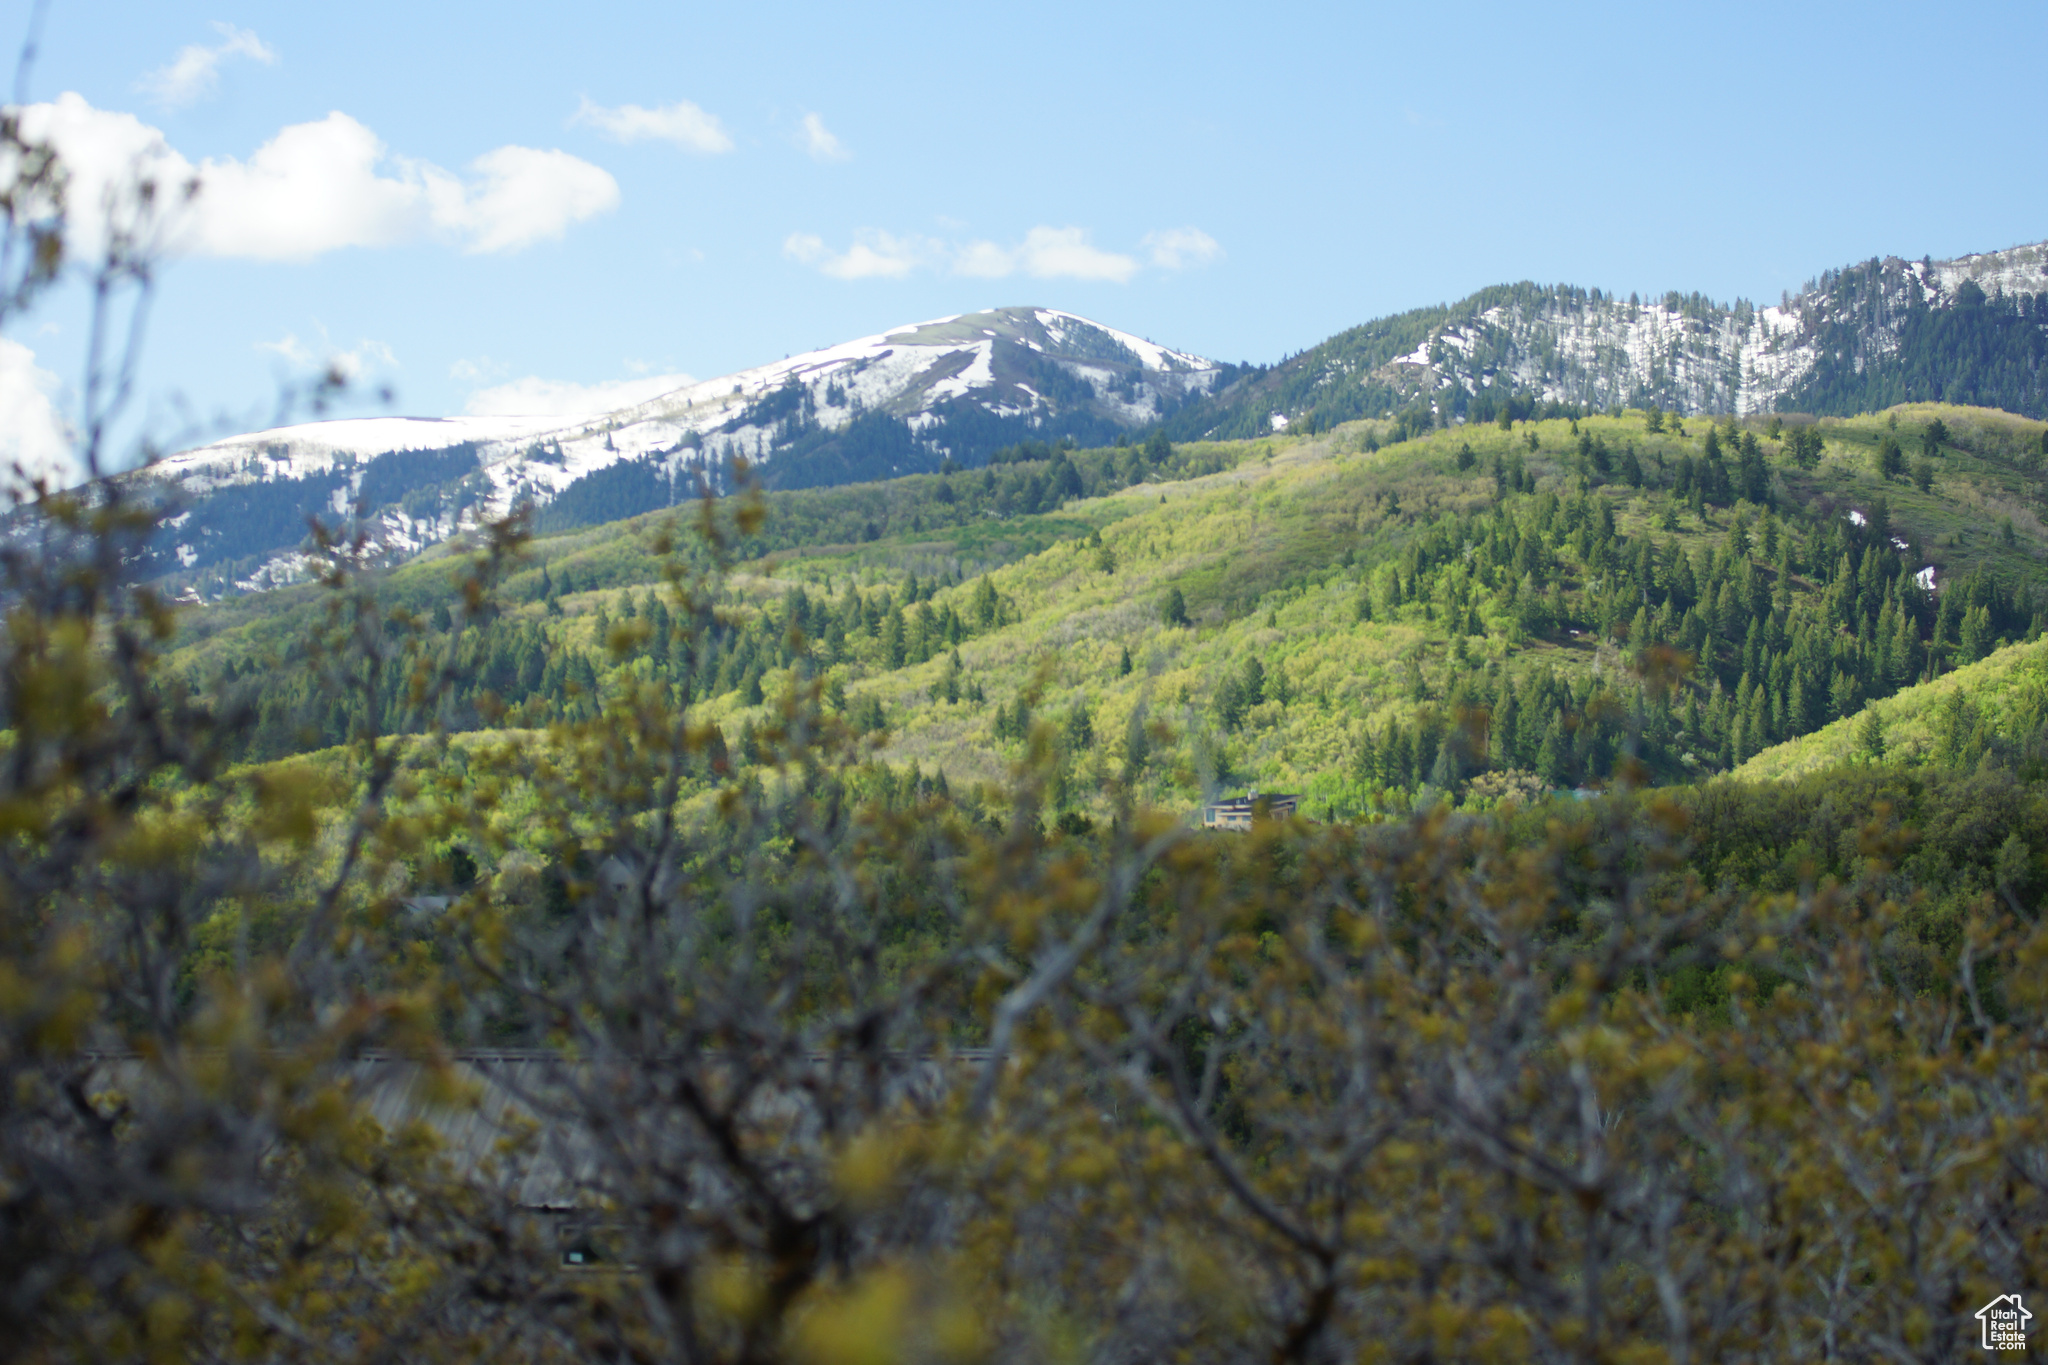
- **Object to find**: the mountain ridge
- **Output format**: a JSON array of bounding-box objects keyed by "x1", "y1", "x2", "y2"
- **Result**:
[
  {"x1": 137, "y1": 237, "x2": 2048, "y2": 601},
  {"x1": 1168, "y1": 239, "x2": 2048, "y2": 440},
  {"x1": 144, "y1": 306, "x2": 1226, "y2": 595}
]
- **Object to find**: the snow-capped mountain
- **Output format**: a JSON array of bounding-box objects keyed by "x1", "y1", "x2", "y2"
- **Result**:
[
  {"x1": 133, "y1": 239, "x2": 2048, "y2": 599},
  {"x1": 144, "y1": 307, "x2": 1222, "y2": 596},
  {"x1": 1172, "y1": 240, "x2": 2048, "y2": 440}
]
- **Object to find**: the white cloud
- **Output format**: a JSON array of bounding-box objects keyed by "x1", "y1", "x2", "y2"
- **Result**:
[
  {"x1": 571, "y1": 97, "x2": 732, "y2": 153},
  {"x1": 256, "y1": 333, "x2": 314, "y2": 367},
  {"x1": 449, "y1": 356, "x2": 510, "y2": 384},
  {"x1": 783, "y1": 229, "x2": 930, "y2": 280},
  {"x1": 462, "y1": 372, "x2": 695, "y2": 421},
  {"x1": 800, "y1": 113, "x2": 847, "y2": 162},
  {"x1": 197, "y1": 113, "x2": 432, "y2": 258},
  {"x1": 952, "y1": 239, "x2": 1016, "y2": 279},
  {"x1": 137, "y1": 23, "x2": 277, "y2": 109},
  {"x1": 787, "y1": 224, "x2": 1146, "y2": 283},
  {"x1": 1009, "y1": 226, "x2": 1138, "y2": 283},
  {"x1": 1143, "y1": 226, "x2": 1223, "y2": 270},
  {"x1": 258, "y1": 330, "x2": 395, "y2": 380},
  {"x1": 16, "y1": 94, "x2": 619, "y2": 260},
  {"x1": 0, "y1": 338, "x2": 78, "y2": 491},
  {"x1": 427, "y1": 145, "x2": 620, "y2": 254}
]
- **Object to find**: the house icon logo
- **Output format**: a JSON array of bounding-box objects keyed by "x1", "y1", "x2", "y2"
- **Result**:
[{"x1": 1978, "y1": 1294, "x2": 2031, "y2": 1350}]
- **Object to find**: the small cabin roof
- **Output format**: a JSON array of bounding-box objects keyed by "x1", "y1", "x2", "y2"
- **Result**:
[{"x1": 1203, "y1": 792, "x2": 1300, "y2": 810}]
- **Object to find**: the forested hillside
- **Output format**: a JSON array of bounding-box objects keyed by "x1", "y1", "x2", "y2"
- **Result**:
[
  {"x1": 41, "y1": 392, "x2": 2048, "y2": 1365},
  {"x1": 1786, "y1": 273, "x2": 2048, "y2": 415},
  {"x1": 1167, "y1": 242, "x2": 2048, "y2": 440},
  {"x1": 169, "y1": 400, "x2": 2048, "y2": 821},
  {"x1": 136, "y1": 241, "x2": 2047, "y2": 607},
  {"x1": 1734, "y1": 628, "x2": 2048, "y2": 782}
]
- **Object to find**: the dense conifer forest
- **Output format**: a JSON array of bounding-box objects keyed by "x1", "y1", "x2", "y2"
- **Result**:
[{"x1": 1787, "y1": 272, "x2": 2048, "y2": 416}]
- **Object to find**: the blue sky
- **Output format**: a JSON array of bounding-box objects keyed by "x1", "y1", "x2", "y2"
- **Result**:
[{"x1": 4, "y1": 0, "x2": 2045, "y2": 472}]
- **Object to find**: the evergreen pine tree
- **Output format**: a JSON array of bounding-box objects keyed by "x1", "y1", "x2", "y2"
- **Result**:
[
  {"x1": 1491, "y1": 676, "x2": 1519, "y2": 768},
  {"x1": 971, "y1": 576, "x2": 999, "y2": 628},
  {"x1": 1536, "y1": 713, "x2": 1568, "y2": 786},
  {"x1": 1874, "y1": 435, "x2": 1905, "y2": 481},
  {"x1": 1064, "y1": 702, "x2": 1094, "y2": 751},
  {"x1": 1889, "y1": 607, "x2": 1920, "y2": 686},
  {"x1": 884, "y1": 610, "x2": 907, "y2": 668},
  {"x1": 1960, "y1": 605, "x2": 1993, "y2": 663},
  {"x1": 1355, "y1": 727, "x2": 1379, "y2": 782},
  {"x1": 1829, "y1": 668, "x2": 1860, "y2": 720},
  {"x1": 1123, "y1": 706, "x2": 1151, "y2": 779}
]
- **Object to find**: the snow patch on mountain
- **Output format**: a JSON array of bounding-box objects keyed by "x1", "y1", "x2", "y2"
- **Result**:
[
  {"x1": 1033, "y1": 308, "x2": 1207, "y2": 372},
  {"x1": 1322, "y1": 239, "x2": 2048, "y2": 425},
  {"x1": 144, "y1": 306, "x2": 1221, "y2": 598},
  {"x1": 1930, "y1": 243, "x2": 2048, "y2": 300},
  {"x1": 153, "y1": 413, "x2": 574, "y2": 487}
]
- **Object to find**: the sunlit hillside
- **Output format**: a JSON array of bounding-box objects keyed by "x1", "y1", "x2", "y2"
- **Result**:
[{"x1": 170, "y1": 401, "x2": 2048, "y2": 820}]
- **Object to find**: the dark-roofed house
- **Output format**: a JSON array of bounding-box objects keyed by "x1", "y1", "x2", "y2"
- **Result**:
[{"x1": 1199, "y1": 792, "x2": 1300, "y2": 831}]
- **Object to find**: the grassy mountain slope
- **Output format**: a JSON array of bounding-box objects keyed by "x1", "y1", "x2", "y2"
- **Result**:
[
  {"x1": 165, "y1": 400, "x2": 2048, "y2": 824},
  {"x1": 766, "y1": 406, "x2": 2047, "y2": 811}
]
